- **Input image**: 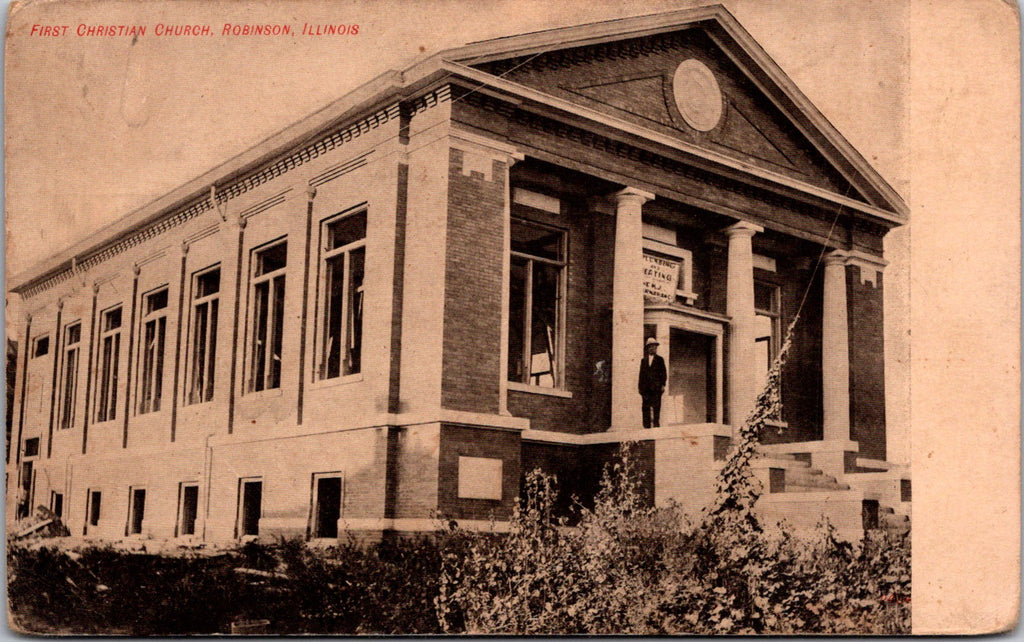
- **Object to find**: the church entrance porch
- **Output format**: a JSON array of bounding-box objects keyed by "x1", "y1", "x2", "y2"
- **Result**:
[{"x1": 644, "y1": 305, "x2": 726, "y2": 427}]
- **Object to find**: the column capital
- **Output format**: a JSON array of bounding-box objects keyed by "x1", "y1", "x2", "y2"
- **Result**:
[
  {"x1": 722, "y1": 220, "x2": 763, "y2": 238},
  {"x1": 612, "y1": 186, "x2": 655, "y2": 205},
  {"x1": 823, "y1": 249, "x2": 849, "y2": 266}
]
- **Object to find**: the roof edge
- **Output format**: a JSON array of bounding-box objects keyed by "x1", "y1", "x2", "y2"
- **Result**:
[
  {"x1": 439, "y1": 3, "x2": 907, "y2": 218},
  {"x1": 9, "y1": 59, "x2": 450, "y2": 294}
]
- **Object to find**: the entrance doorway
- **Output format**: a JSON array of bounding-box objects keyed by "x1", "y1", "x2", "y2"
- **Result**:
[
  {"x1": 644, "y1": 306, "x2": 725, "y2": 426},
  {"x1": 666, "y1": 328, "x2": 716, "y2": 424}
]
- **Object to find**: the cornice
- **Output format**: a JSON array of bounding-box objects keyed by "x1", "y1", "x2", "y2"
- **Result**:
[
  {"x1": 17, "y1": 101, "x2": 407, "y2": 299},
  {"x1": 499, "y1": 102, "x2": 858, "y2": 233}
]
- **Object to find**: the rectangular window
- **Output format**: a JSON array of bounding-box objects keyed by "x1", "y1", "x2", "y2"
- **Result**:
[
  {"x1": 311, "y1": 473, "x2": 342, "y2": 539},
  {"x1": 59, "y1": 322, "x2": 81, "y2": 430},
  {"x1": 188, "y1": 267, "x2": 220, "y2": 404},
  {"x1": 249, "y1": 242, "x2": 287, "y2": 392},
  {"x1": 127, "y1": 487, "x2": 146, "y2": 535},
  {"x1": 754, "y1": 281, "x2": 781, "y2": 384},
  {"x1": 319, "y1": 211, "x2": 366, "y2": 380},
  {"x1": 138, "y1": 288, "x2": 169, "y2": 414},
  {"x1": 237, "y1": 478, "x2": 263, "y2": 537},
  {"x1": 96, "y1": 306, "x2": 122, "y2": 422},
  {"x1": 507, "y1": 219, "x2": 566, "y2": 388},
  {"x1": 32, "y1": 335, "x2": 49, "y2": 358},
  {"x1": 23, "y1": 437, "x2": 39, "y2": 458},
  {"x1": 177, "y1": 482, "x2": 199, "y2": 537},
  {"x1": 87, "y1": 489, "x2": 102, "y2": 528}
]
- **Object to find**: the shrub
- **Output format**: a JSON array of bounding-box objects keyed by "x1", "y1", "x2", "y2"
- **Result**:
[
  {"x1": 7, "y1": 537, "x2": 446, "y2": 635},
  {"x1": 437, "y1": 444, "x2": 911, "y2": 635}
]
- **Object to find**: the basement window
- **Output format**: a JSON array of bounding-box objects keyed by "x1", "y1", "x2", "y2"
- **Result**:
[
  {"x1": 311, "y1": 474, "x2": 343, "y2": 539},
  {"x1": 127, "y1": 487, "x2": 146, "y2": 535},
  {"x1": 50, "y1": 492, "x2": 64, "y2": 519},
  {"x1": 237, "y1": 478, "x2": 263, "y2": 538},
  {"x1": 86, "y1": 489, "x2": 102, "y2": 531},
  {"x1": 249, "y1": 242, "x2": 287, "y2": 392},
  {"x1": 177, "y1": 482, "x2": 199, "y2": 537}
]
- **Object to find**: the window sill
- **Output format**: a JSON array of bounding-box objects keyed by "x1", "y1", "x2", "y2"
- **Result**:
[
  {"x1": 244, "y1": 387, "x2": 284, "y2": 399},
  {"x1": 309, "y1": 373, "x2": 364, "y2": 391},
  {"x1": 507, "y1": 381, "x2": 572, "y2": 399},
  {"x1": 765, "y1": 419, "x2": 789, "y2": 429}
]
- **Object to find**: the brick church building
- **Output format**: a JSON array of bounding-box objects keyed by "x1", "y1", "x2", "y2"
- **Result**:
[{"x1": 7, "y1": 6, "x2": 909, "y2": 543}]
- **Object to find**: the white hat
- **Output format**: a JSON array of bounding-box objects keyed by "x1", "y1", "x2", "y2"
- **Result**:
[{"x1": 645, "y1": 337, "x2": 660, "y2": 346}]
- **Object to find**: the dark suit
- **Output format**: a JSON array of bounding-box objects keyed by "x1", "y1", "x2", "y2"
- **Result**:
[{"x1": 638, "y1": 353, "x2": 667, "y2": 428}]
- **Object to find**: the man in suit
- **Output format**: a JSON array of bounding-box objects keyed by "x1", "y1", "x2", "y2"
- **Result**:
[{"x1": 638, "y1": 337, "x2": 667, "y2": 428}]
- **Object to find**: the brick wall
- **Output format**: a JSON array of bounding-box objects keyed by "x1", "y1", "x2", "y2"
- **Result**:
[
  {"x1": 441, "y1": 149, "x2": 505, "y2": 414},
  {"x1": 576, "y1": 442, "x2": 656, "y2": 511},
  {"x1": 847, "y1": 265, "x2": 886, "y2": 460},
  {"x1": 520, "y1": 440, "x2": 655, "y2": 518},
  {"x1": 438, "y1": 424, "x2": 520, "y2": 520},
  {"x1": 392, "y1": 423, "x2": 441, "y2": 520},
  {"x1": 520, "y1": 441, "x2": 582, "y2": 517}
]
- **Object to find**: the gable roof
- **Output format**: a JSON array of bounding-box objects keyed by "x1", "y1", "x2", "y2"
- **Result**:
[{"x1": 438, "y1": 4, "x2": 908, "y2": 219}]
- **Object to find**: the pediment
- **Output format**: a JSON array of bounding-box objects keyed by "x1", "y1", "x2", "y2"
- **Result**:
[
  {"x1": 472, "y1": 27, "x2": 856, "y2": 195},
  {"x1": 561, "y1": 70, "x2": 797, "y2": 171}
]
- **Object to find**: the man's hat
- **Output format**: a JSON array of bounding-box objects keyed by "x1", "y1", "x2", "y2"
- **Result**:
[{"x1": 645, "y1": 337, "x2": 660, "y2": 346}]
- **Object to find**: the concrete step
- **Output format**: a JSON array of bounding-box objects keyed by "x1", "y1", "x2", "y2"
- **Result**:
[
  {"x1": 785, "y1": 467, "x2": 850, "y2": 491},
  {"x1": 751, "y1": 454, "x2": 811, "y2": 471}
]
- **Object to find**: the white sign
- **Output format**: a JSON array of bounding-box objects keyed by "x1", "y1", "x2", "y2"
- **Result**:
[
  {"x1": 458, "y1": 456, "x2": 503, "y2": 500},
  {"x1": 643, "y1": 254, "x2": 678, "y2": 302}
]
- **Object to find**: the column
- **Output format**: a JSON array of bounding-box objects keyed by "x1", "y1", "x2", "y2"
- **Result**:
[
  {"x1": 723, "y1": 221, "x2": 763, "y2": 432},
  {"x1": 822, "y1": 250, "x2": 850, "y2": 441},
  {"x1": 610, "y1": 187, "x2": 654, "y2": 430}
]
